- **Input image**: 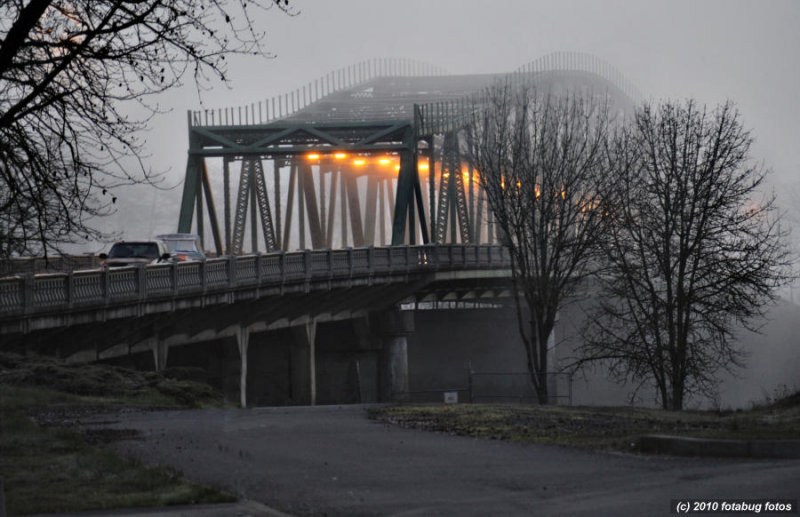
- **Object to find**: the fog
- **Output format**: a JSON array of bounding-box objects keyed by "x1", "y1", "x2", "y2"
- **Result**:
[
  {"x1": 96, "y1": 0, "x2": 800, "y2": 244},
  {"x1": 70, "y1": 0, "x2": 800, "y2": 407}
]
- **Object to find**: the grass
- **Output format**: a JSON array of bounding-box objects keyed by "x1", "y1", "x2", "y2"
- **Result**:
[
  {"x1": 368, "y1": 394, "x2": 800, "y2": 453},
  {"x1": 0, "y1": 353, "x2": 234, "y2": 516},
  {"x1": 0, "y1": 352, "x2": 223, "y2": 409}
]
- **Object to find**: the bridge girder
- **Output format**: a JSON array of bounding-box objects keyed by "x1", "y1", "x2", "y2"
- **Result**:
[
  {"x1": 179, "y1": 119, "x2": 431, "y2": 254},
  {"x1": 178, "y1": 53, "x2": 639, "y2": 255}
]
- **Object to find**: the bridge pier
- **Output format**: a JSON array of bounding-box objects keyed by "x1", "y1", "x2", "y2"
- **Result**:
[
  {"x1": 375, "y1": 310, "x2": 414, "y2": 402},
  {"x1": 236, "y1": 325, "x2": 250, "y2": 408},
  {"x1": 290, "y1": 320, "x2": 317, "y2": 406},
  {"x1": 149, "y1": 335, "x2": 168, "y2": 372}
]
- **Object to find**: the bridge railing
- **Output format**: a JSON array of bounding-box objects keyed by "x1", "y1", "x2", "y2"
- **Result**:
[
  {"x1": 189, "y1": 57, "x2": 448, "y2": 127},
  {"x1": 0, "y1": 254, "x2": 100, "y2": 276},
  {"x1": 414, "y1": 51, "x2": 642, "y2": 137},
  {"x1": 0, "y1": 245, "x2": 510, "y2": 317}
]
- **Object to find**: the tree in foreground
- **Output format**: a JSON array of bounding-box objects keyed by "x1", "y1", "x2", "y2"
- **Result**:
[
  {"x1": 466, "y1": 84, "x2": 615, "y2": 404},
  {"x1": 0, "y1": 0, "x2": 292, "y2": 257},
  {"x1": 579, "y1": 100, "x2": 790, "y2": 410}
]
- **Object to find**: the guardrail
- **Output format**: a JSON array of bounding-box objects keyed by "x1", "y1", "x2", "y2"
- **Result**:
[
  {"x1": 0, "y1": 245, "x2": 510, "y2": 317},
  {"x1": 0, "y1": 255, "x2": 100, "y2": 276}
]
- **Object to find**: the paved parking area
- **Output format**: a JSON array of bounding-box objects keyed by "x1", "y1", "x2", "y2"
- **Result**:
[{"x1": 84, "y1": 405, "x2": 800, "y2": 516}]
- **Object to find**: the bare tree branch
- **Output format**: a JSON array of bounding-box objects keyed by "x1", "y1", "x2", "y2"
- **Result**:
[
  {"x1": 0, "y1": 0, "x2": 294, "y2": 257},
  {"x1": 578, "y1": 100, "x2": 791, "y2": 410},
  {"x1": 466, "y1": 82, "x2": 616, "y2": 404}
]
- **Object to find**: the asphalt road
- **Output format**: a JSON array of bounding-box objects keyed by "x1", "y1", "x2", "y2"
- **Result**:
[{"x1": 87, "y1": 405, "x2": 800, "y2": 516}]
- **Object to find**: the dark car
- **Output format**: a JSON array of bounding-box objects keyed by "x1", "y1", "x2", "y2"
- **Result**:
[{"x1": 99, "y1": 240, "x2": 171, "y2": 268}]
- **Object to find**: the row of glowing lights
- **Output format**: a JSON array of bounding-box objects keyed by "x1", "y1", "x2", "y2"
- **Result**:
[
  {"x1": 304, "y1": 152, "x2": 431, "y2": 172},
  {"x1": 302, "y1": 153, "x2": 568, "y2": 192},
  {"x1": 301, "y1": 152, "x2": 488, "y2": 180},
  {"x1": 305, "y1": 153, "x2": 587, "y2": 205}
]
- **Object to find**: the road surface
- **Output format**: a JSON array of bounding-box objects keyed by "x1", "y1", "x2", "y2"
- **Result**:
[{"x1": 88, "y1": 405, "x2": 800, "y2": 516}]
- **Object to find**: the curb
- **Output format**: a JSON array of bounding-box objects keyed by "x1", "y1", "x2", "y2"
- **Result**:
[{"x1": 639, "y1": 434, "x2": 800, "y2": 459}]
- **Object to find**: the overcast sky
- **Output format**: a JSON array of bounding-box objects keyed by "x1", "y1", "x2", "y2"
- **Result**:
[{"x1": 112, "y1": 0, "x2": 800, "y2": 240}]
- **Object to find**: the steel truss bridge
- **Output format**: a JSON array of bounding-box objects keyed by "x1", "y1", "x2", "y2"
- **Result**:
[
  {"x1": 179, "y1": 52, "x2": 639, "y2": 256},
  {"x1": 0, "y1": 53, "x2": 640, "y2": 406}
]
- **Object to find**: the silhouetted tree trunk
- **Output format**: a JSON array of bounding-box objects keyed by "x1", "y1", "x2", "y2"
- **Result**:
[
  {"x1": 466, "y1": 83, "x2": 615, "y2": 404},
  {"x1": 579, "y1": 100, "x2": 790, "y2": 410}
]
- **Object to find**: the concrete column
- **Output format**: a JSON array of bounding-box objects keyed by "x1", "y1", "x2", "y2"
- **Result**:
[
  {"x1": 149, "y1": 335, "x2": 168, "y2": 372},
  {"x1": 375, "y1": 310, "x2": 414, "y2": 402},
  {"x1": 291, "y1": 320, "x2": 317, "y2": 405},
  {"x1": 236, "y1": 325, "x2": 250, "y2": 408},
  {"x1": 352, "y1": 317, "x2": 382, "y2": 403},
  {"x1": 353, "y1": 317, "x2": 381, "y2": 351},
  {"x1": 382, "y1": 335, "x2": 409, "y2": 402}
]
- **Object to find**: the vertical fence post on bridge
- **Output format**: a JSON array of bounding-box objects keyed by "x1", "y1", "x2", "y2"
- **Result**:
[
  {"x1": 102, "y1": 265, "x2": 111, "y2": 305},
  {"x1": 136, "y1": 264, "x2": 146, "y2": 301},
  {"x1": 348, "y1": 248, "x2": 355, "y2": 277},
  {"x1": 21, "y1": 273, "x2": 33, "y2": 316},
  {"x1": 430, "y1": 244, "x2": 439, "y2": 271},
  {"x1": 170, "y1": 261, "x2": 178, "y2": 296},
  {"x1": 304, "y1": 249, "x2": 312, "y2": 284},
  {"x1": 199, "y1": 260, "x2": 207, "y2": 294},
  {"x1": 227, "y1": 255, "x2": 236, "y2": 289},
  {"x1": 61, "y1": 270, "x2": 72, "y2": 309},
  {"x1": 278, "y1": 251, "x2": 286, "y2": 286}
]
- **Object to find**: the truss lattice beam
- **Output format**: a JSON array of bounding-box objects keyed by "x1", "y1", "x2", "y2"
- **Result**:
[{"x1": 188, "y1": 121, "x2": 414, "y2": 159}]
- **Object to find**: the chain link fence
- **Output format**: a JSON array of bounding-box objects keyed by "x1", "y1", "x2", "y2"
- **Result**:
[{"x1": 404, "y1": 369, "x2": 573, "y2": 405}]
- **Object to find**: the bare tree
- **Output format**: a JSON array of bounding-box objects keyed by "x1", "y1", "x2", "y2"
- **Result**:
[
  {"x1": 466, "y1": 83, "x2": 615, "y2": 404},
  {"x1": 774, "y1": 181, "x2": 800, "y2": 304},
  {"x1": 0, "y1": 0, "x2": 293, "y2": 258},
  {"x1": 579, "y1": 100, "x2": 791, "y2": 410}
]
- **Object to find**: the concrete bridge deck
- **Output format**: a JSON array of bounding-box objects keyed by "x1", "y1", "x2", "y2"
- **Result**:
[
  {"x1": 0, "y1": 245, "x2": 513, "y2": 407},
  {"x1": 0, "y1": 244, "x2": 511, "y2": 337}
]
